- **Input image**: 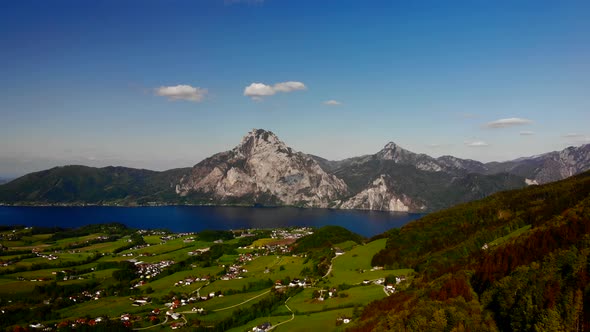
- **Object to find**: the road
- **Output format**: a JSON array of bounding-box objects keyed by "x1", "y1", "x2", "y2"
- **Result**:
[
  {"x1": 178, "y1": 289, "x2": 271, "y2": 314},
  {"x1": 132, "y1": 316, "x2": 168, "y2": 331},
  {"x1": 323, "y1": 255, "x2": 338, "y2": 278},
  {"x1": 267, "y1": 297, "x2": 294, "y2": 331}
]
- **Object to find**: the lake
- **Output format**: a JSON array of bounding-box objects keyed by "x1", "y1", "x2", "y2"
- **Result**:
[{"x1": 0, "y1": 206, "x2": 424, "y2": 237}]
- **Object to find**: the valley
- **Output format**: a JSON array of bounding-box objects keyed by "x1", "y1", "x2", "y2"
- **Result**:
[{"x1": 0, "y1": 224, "x2": 410, "y2": 331}]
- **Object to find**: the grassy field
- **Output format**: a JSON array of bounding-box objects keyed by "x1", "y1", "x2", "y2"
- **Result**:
[
  {"x1": 333, "y1": 240, "x2": 358, "y2": 251},
  {"x1": 145, "y1": 267, "x2": 221, "y2": 296},
  {"x1": 225, "y1": 315, "x2": 291, "y2": 332},
  {"x1": 286, "y1": 285, "x2": 386, "y2": 314},
  {"x1": 196, "y1": 288, "x2": 270, "y2": 311},
  {"x1": 241, "y1": 255, "x2": 310, "y2": 282},
  {"x1": 328, "y1": 239, "x2": 413, "y2": 285},
  {"x1": 273, "y1": 308, "x2": 354, "y2": 332},
  {"x1": 489, "y1": 225, "x2": 532, "y2": 247},
  {"x1": 76, "y1": 238, "x2": 130, "y2": 253},
  {"x1": 58, "y1": 296, "x2": 156, "y2": 320},
  {"x1": 250, "y1": 238, "x2": 277, "y2": 247},
  {"x1": 1, "y1": 226, "x2": 401, "y2": 331}
]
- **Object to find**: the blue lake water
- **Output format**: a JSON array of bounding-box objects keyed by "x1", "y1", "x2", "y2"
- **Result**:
[{"x1": 0, "y1": 206, "x2": 424, "y2": 237}]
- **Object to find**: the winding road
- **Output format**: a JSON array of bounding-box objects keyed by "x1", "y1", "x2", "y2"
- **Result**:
[{"x1": 267, "y1": 296, "x2": 294, "y2": 331}]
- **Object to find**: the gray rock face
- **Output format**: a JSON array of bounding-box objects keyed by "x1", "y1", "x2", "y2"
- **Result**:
[
  {"x1": 339, "y1": 175, "x2": 422, "y2": 212},
  {"x1": 436, "y1": 155, "x2": 489, "y2": 174},
  {"x1": 176, "y1": 129, "x2": 348, "y2": 207},
  {"x1": 375, "y1": 142, "x2": 443, "y2": 172},
  {"x1": 485, "y1": 144, "x2": 590, "y2": 184}
]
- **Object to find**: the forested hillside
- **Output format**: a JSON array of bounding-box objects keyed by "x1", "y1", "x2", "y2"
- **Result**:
[{"x1": 350, "y1": 171, "x2": 590, "y2": 331}]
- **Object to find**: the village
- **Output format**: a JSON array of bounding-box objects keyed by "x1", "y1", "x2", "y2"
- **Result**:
[{"x1": 0, "y1": 225, "x2": 412, "y2": 331}]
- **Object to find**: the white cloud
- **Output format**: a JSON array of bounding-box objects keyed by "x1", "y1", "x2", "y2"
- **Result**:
[
  {"x1": 323, "y1": 100, "x2": 342, "y2": 106},
  {"x1": 464, "y1": 140, "x2": 489, "y2": 147},
  {"x1": 519, "y1": 131, "x2": 535, "y2": 136},
  {"x1": 273, "y1": 81, "x2": 306, "y2": 92},
  {"x1": 485, "y1": 117, "x2": 533, "y2": 128},
  {"x1": 244, "y1": 81, "x2": 306, "y2": 100},
  {"x1": 562, "y1": 133, "x2": 590, "y2": 144},
  {"x1": 155, "y1": 85, "x2": 208, "y2": 102}
]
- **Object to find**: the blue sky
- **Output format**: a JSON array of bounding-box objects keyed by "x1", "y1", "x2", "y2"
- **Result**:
[{"x1": 1, "y1": 0, "x2": 589, "y2": 177}]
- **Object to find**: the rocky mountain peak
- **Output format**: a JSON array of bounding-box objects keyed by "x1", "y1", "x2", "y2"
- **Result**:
[
  {"x1": 236, "y1": 129, "x2": 288, "y2": 157},
  {"x1": 176, "y1": 128, "x2": 348, "y2": 208},
  {"x1": 377, "y1": 141, "x2": 410, "y2": 161}
]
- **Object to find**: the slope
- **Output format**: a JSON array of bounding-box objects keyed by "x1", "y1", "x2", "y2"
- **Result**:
[{"x1": 349, "y1": 170, "x2": 590, "y2": 331}]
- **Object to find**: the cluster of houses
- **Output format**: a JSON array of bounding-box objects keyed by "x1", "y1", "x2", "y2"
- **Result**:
[
  {"x1": 173, "y1": 275, "x2": 210, "y2": 287},
  {"x1": 130, "y1": 259, "x2": 175, "y2": 279},
  {"x1": 67, "y1": 290, "x2": 103, "y2": 303},
  {"x1": 216, "y1": 251, "x2": 262, "y2": 281},
  {"x1": 314, "y1": 287, "x2": 339, "y2": 301},
  {"x1": 280, "y1": 278, "x2": 309, "y2": 288},
  {"x1": 187, "y1": 247, "x2": 210, "y2": 256},
  {"x1": 51, "y1": 317, "x2": 106, "y2": 330},
  {"x1": 270, "y1": 227, "x2": 314, "y2": 240},
  {"x1": 32, "y1": 249, "x2": 58, "y2": 261},
  {"x1": 159, "y1": 232, "x2": 196, "y2": 242}
]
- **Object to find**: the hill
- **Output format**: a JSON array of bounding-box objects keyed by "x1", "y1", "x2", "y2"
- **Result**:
[
  {"x1": 0, "y1": 165, "x2": 190, "y2": 205},
  {"x1": 348, "y1": 170, "x2": 590, "y2": 331}
]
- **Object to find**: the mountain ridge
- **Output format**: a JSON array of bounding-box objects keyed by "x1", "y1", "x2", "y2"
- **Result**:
[{"x1": 1, "y1": 129, "x2": 588, "y2": 212}]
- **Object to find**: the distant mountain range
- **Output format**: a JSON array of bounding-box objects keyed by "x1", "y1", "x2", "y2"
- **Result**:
[{"x1": 1, "y1": 129, "x2": 588, "y2": 212}]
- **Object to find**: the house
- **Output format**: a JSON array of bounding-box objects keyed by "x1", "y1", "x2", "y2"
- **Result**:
[
  {"x1": 252, "y1": 322, "x2": 272, "y2": 332},
  {"x1": 334, "y1": 248, "x2": 345, "y2": 256},
  {"x1": 171, "y1": 322, "x2": 184, "y2": 329}
]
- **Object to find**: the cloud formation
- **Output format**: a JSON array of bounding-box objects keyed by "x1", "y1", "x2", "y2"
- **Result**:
[
  {"x1": 519, "y1": 131, "x2": 535, "y2": 136},
  {"x1": 323, "y1": 100, "x2": 342, "y2": 106},
  {"x1": 562, "y1": 133, "x2": 584, "y2": 138},
  {"x1": 465, "y1": 140, "x2": 489, "y2": 147},
  {"x1": 562, "y1": 133, "x2": 590, "y2": 143},
  {"x1": 155, "y1": 85, "x2": 207, "y2": 102},
  {"x1": 485, "y1": 117, "x2": 533, "y2": 128},
  {"x1": 244, "y1": 81, "x2": 306, "y2": 100}
]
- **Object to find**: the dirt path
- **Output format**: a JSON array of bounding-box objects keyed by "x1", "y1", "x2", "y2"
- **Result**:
[
  {"x1": 178, "y1": 289, "x2": 271, "y2": 314},
  {"x1": 323, "y1": 255, "x2": 338, "y2": 278},
  {"x1": 132, "y1": 316, "x2": 168, "y2": 330},
  {"x1": 267, "y1": 297, "x2": 294, "y2": 331}
]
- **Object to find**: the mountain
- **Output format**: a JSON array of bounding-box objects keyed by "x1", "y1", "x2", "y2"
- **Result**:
[
  {"x1": 0, "y1": 165, "x2": 189, "y2": 204},
  {"x1": 321, "y1": 142, "x2": 526, "y2": 212},
  {"x1": 0, "y1": 177, "x2": 12, "y2": 185},
  {"x1": 485, "y1": 144, "x2": 590, "y2": 184},
  {"x1": 175, "y1": 129, "x2": 348, "y2": 208},
  {"x1": 0, "y1": 129, "x2": 588, "y2": 212},
  {"x1": 351, "y1": 170, "x2": 590, "y2": 331}
]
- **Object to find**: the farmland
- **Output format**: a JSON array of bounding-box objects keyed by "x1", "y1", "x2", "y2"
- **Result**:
[{"x1": 0, "y1": 224, "x2": 411, "y2": 331}]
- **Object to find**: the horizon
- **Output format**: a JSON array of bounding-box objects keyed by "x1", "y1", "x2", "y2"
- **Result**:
[
  {"x1": 1, "y1": 127, "x2": 588, "y2": 179},
  {"x1": 1, "y1": 0, "x2": 589, "y2": 177}
]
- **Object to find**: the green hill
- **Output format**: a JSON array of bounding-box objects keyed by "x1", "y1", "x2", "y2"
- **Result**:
[
  {"x1": 350, "y1": 171, "x2": 590, "y2": 331},
  {"x1": 294, "y1": 225, "x2": 363, "y2": 253},
  {"x1": 0, "y1": 165, "x2": 190, "y2": 205}
]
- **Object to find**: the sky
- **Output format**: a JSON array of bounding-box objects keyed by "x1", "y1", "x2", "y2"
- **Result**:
[{"x1": 1, "y1": 0, "x2": 589, "y2": 178}]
